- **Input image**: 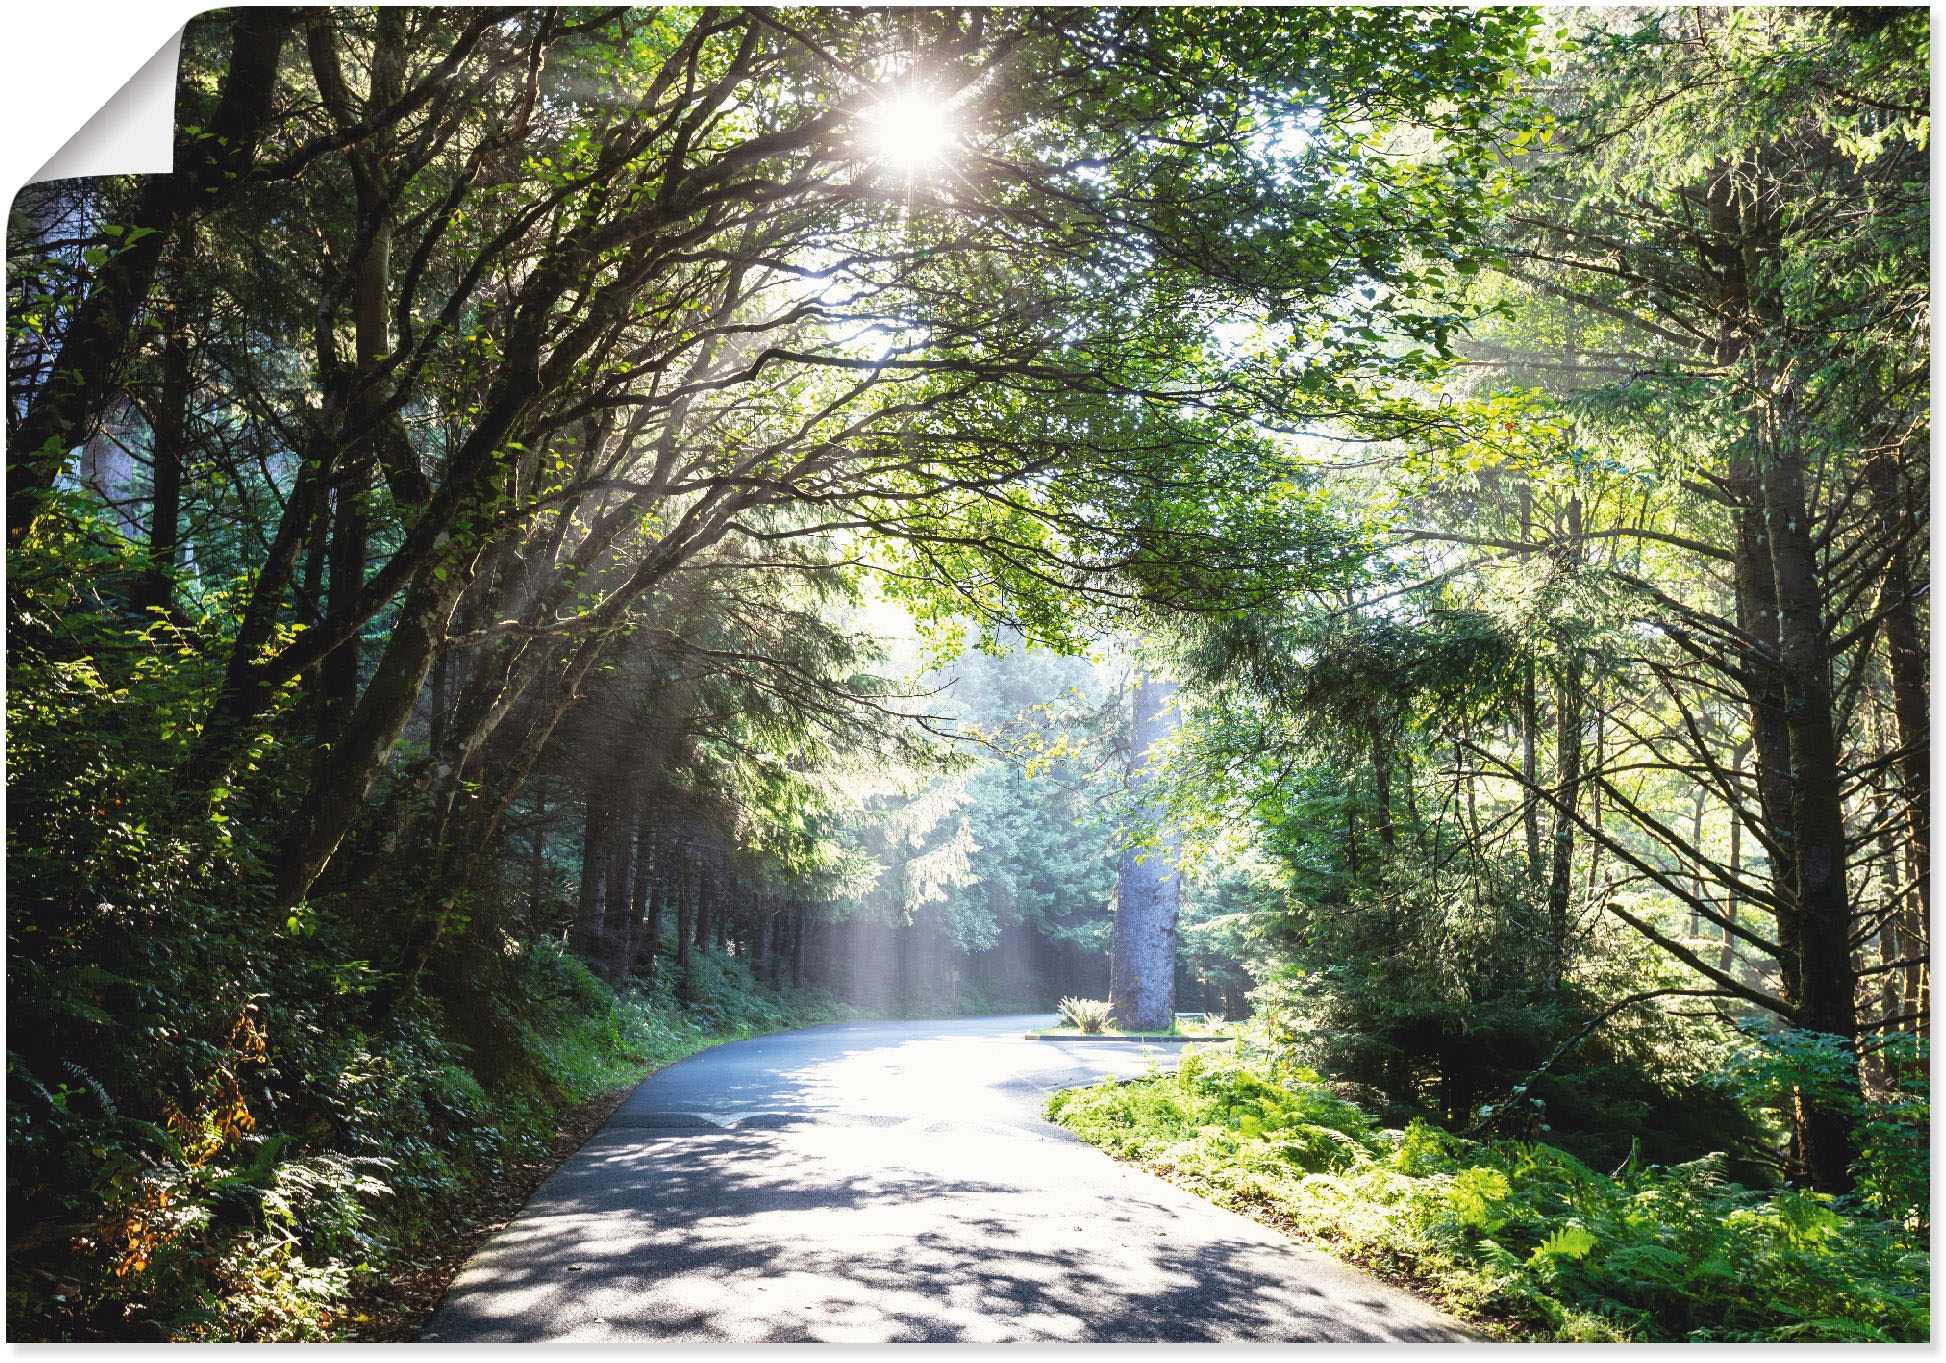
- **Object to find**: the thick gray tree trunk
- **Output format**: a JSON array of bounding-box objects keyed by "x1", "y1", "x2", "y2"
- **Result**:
[{"x1": 1109, "y1": 673, "x2": 1181, "y2": 1031}]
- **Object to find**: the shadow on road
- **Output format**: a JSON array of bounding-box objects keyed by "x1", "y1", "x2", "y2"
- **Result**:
[{"x1": 428, "y1": 1124, "x2": 1476, "y2": 1343}]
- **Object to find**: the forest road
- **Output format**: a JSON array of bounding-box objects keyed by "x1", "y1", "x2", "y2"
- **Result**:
[{"x1": 421, "y1": 1014, "x2": 1479, "y2": 1343}]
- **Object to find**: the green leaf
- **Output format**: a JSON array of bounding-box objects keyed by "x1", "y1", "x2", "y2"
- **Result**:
[{"x1": 1533, "y1": 1224, "x2": 1599, "y2": 1262}]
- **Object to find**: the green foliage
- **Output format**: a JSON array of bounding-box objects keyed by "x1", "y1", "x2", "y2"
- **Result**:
[
  {"x1": 1048, "y1": 1044, "x2": 1374, "y2": 1168},
  {"x1": 1714, "y1": 1028, "x2": 1930, "y2": 1226},
  {"x1": 936, "y1": 645, "x2": 1122, "y2": 939},
  {"x1": 639, "y1": 946, "x2": 854, "y2": 1041},
  {"x1": 1057, "y1": 998, "x2": 1115, "y2": 1034},
  {"x1": 7, "y1": 918, "x2": 850, "y2": 1341},
  {"x1": 1049, "y1": 1047, "x2": 1928, "y2": 1342}
]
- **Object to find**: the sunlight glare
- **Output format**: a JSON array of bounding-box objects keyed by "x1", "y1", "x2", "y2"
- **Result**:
[{"x1": 866, "y1": 91, "x2": 954, "y2": 173}]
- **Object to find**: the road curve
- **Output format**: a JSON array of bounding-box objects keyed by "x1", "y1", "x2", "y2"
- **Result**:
[{"x1": 423, "y1": 1014, "x2": 1477, "y2": 1343}]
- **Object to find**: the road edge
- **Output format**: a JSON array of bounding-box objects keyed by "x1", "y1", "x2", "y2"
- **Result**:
[
  {"x1": 1062, "y1": 1138, "x2": 1527, "y2": 1342},
  {"x1": 343, "y1": 1077, "x2": 641, "y2": 1341}
]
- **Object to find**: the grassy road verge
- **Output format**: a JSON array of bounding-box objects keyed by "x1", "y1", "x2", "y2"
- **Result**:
[{"x1": 1047, "y1": 1045, "x2": 1926, "y2": 1342}]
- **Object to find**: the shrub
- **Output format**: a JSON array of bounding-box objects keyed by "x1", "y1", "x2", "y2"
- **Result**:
[
  {"x1": 1058, "y1": 997, "x2": 1116, "y2": 1034},
  {"x1": 1048, "y1": 1046, "x2": 1929, "y2": 1342},
  {"x1": 7, "y1": 929, "x2": 857, "y2": 1341}
]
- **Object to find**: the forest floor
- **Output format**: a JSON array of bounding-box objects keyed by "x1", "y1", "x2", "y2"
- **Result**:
[
  {"x1": 344, "y1": 1080, "x2": 639, "y2": 1341},
  {"x1": 1045, "y1": 1052, "x2": 1930, "y2": 1343}
]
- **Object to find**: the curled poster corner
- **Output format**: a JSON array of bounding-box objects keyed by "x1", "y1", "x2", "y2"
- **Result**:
[{"x1": 28, "y1": 27, "x2": 184, "y2": 186}]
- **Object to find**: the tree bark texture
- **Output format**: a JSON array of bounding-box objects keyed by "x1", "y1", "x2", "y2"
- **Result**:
[
  {"x1": 1109, "y1": 673, "x2": 1181, "y2": 1032},
  {"x1": 1544, "y1": 495, "x2": 1584, "y2": 989},
  {"x1": 136, "y1": 302, "x2": 191, "y2": 619},
  {"x1": 1759, "y1": 405, "x2": 1861, "y2": 1191},
  {"x1": 675, "y1": 838, "x2": 698, "y2": 1002},
  {"x1": 1864, "y1": 447, "x2": 1929, "y2": 922}
]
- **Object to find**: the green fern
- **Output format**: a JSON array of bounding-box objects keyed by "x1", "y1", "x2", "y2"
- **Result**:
[
  {"x1": 1057, "y1": 997, "x2": 1115, "y2": 1034},
  {"x1": 1533, "y1": 1225, "x2": 1599, "y2": 1263},
  {"x1": 1047, "y1": 1045, "x2": 1930, "y2": 1342}
]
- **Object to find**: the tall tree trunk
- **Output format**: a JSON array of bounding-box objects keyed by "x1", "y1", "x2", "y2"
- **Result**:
[
  {"x1": 1519, "y1": 483, "x2": 1544, "y2": 884},
  {"x1": 136, "y1": 302, "x2": 191, "y2": 619},
  {"x1": 594, "y1": 789, "x2": 641, "y2": 984},
  {"x1": 321, "y1": 485, "x2": 368, "y2": 729},
  {"x1": 693, "y1": 847, "x2": 714, "y2": 956},
  {"x1": 1546, "y1": 652, "x2": 1583, "y2": 988},
  {"x1": 1708, "y1": 162, "x2": 1802, "y2": 991},
  {"x1": 1864, "y1": 448, "x2": 1929, "y2": 921},
  {"x1": 1732, "y1": 469, "x2": 1802, "y2": 1006},
  {"x1": 1760, "y1": 406, "x2": 1861, "y2": 1192},
  {"x1": 1722, "y1": 743, "x2": 1749, "y2": 978},
  {"x1": 1109, "y1": 672, "x2": 1181, "y2": 1032},
  {"x1": 757, "y1": 903, "x2": 776, "y2": 982},
  {"x1": 1543, "y1": 495, "x2": 1584, "y2": 989},
  {"x1": 791, "y1": 904, "x2": 808, "y2": 988},
  {"x1": 572, "y1": 801, "x2": 610, "y2": 964},
  {"x1": 1709, "y1": 156, "x2": 1859, "y2": 1189},
  {"x1": 312, "y1": 10, "x2": 407, "y2": 734},
  {"x1": 676, "y1": 839, "x2": 699, "y2": 1003},
  {"x1": 628, "y1": 816, "x2": 658, "y2": 984}
]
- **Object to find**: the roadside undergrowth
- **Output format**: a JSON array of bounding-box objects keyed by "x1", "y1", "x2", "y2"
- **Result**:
[
  {"x1": 10, "y1": 940, "x2": 854, "y2": 1342},
  {"x1": 1047, "y1": 1045, "x2": 1927, "y2": 1342}
]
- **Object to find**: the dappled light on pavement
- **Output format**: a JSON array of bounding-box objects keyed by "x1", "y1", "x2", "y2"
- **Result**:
[{"x1": 425, "y1": 1016, "x2": 1476, "y2": 1343}]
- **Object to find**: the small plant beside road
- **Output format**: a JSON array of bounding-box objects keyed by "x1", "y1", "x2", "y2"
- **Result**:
[
  {"x1": 1033, "y1": 1007, "x2": 1232, "y2": 1041},
  {"x1": 1058, "y1": 998, "x2": 1115, "y2": 1034}
]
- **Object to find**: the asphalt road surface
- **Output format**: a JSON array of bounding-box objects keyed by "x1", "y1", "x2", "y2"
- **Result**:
[{"x1": 423, "y1": 1014, "x2": 1477, "y2": 1343}]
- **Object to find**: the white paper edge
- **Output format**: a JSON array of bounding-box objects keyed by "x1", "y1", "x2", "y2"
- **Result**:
[
  {"x1": 30, "y1": 28, "x2": 185, "y2": 186},
  {"x1": 3, "y1": 3, "x2": 205, "y2": 199}
]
